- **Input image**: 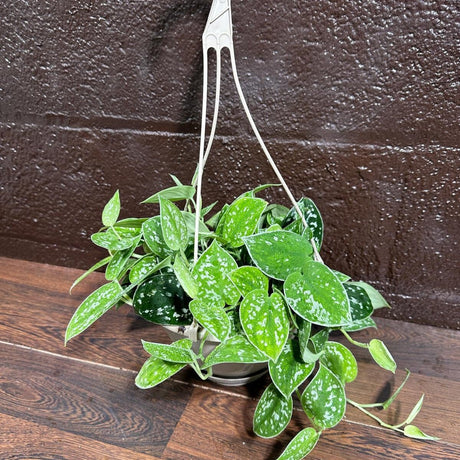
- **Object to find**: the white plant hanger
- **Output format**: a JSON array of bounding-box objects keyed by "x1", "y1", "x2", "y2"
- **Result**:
[{"x1": 193, "y1": 0, "x2": 315, "y2": 262}]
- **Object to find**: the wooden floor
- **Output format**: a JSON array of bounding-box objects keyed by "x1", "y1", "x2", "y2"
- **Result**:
[{"x1": 0, "y1": 257, "x2": 459, "y2": 459}]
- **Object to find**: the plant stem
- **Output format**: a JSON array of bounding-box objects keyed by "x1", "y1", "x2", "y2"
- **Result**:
[{"x1": 341, "y1": 329, "x2": 369, "y2": 349}]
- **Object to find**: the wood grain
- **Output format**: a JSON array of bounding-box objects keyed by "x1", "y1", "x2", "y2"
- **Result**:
[{"x1": 1, "y1": 257, "x2": 459, "y2": 459}]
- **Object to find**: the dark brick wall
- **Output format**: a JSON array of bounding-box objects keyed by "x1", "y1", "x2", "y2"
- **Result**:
[{"x1": 1, "y1": 0, "x2": 458, "y2": 328}]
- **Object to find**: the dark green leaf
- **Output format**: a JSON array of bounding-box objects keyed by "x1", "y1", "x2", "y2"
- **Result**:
[
  {"x1": 243, "y1": 231, "x2": 313, "y2": 281},
  {"x1": 347, "y1": 281, "x2": 390, "y2": 309},
  {"x1": 133, "y1": 274, "x2": 192, "y2": 325},
  {"x1": 269, "y1": 339, "x2": 315, "y2": 398},
  {"x1": 344, "y1": 283, "x2": 374, "y2": 321},
  {"x1": 253, "y1": 384, "x2": 293, "y2": 438},
  {"x1": 301, "y1": 364, "x2": 346, "y2": 429}
]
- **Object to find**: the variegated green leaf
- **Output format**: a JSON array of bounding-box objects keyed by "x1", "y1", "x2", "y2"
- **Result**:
[
  {"x1": 333, "y1": 270, "x2": 351, "y2": 282},
  {"x1": 91, "y1": 229, "x2": 137, "y2": 251},
  {"x1": 105, "y1": 235, "x2": 141, "y2": 281},
  {"x1": 344, "y1": 283, "x2": 373, "y2": 321},
  {"x1": 243, "y1": 231, "x2": 313, "y2": 281},
  {"x1": 277, "y1": 427, "x2": 320, "y2": 460},
  {"x1": 192, "y1": 241, "x2": 240, "y2": 305},
  {"x1": 159, "y1": 197, "x2": 188, "y2": 251},
  {"x1": 343, "y1": 317, "x2": 377, "y2": 332},
  {"x1": 228, "y1": 266, "x2": 269, "y2": 297},
  {"x1": 65, "y1": 281, "x2": 124, "y2": 343},
  {"x1": 369, "y1": 339, "x2": 396, "y2": 373},
  {"x1": 102, "y1": 190, "x2": 120, "y2": 227},
  {"x1": 142, "y1": 216, "x2": 172, "y2": 258},
  {"x1": 70, "y1": 256, "x2": 112, "y2": 293},
  {"x1": 253, "y1": 384, "x2": 293, "y2": 438},
  {"x1": 216, "y1": 196, "x2": 267, "y2": 247},
  {"x1": 142, "y1": 185, "x2": 195, "y2": 203},
  {"x1": 301, "y1": 364, "x2": 346, "y2": 429},
  {"x1": 189, "y1": 299, "x2": 230, "y2": 342},
  {"x1": 173, "y1": 253, "x2": 198, "y2": 298},
  {"x1": 129, "y1": 255, "x2": 171, "y2": 285},
  {"x1": 141, "y1": 338, "x2": 193, "y2": 364},
  {"x1": 133, "y1": 274, "x2": 192, "y2": 325},
  {"x1": 347, "y1": 281, "x2": 390, "y2": 309},
  {"x1": 284, "y1": 262, "x2": 351, "y2": 327},
  {"x1": 202, "y1": 335, "x2": 268, "y2": 368},
  {"x1": 320, "y1": 341, "x2": 358, "y2": 383},
  {"x1": 135, "y1": 356, "x2": 185, "y2": 389},
  {"x1": 282, "y1": 197, "x2": 324, "y2": 250},
  {"x1": 240, "y1": 290, "x2": 289, "y2": 361},
  {"x1": 269, "y1": 339, "x2": 315, "y2": 398}
]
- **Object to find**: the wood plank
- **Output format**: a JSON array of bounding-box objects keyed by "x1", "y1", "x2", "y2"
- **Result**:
[
  {"x1": 164, "y1": 386, "x2": 460, "y2": 460},
  {"x1": 0, "y1": 412, "x2": 161, "y2": 460},
  {"x1": 0, "y1": 342, "x2": 191, "y2": 457}
]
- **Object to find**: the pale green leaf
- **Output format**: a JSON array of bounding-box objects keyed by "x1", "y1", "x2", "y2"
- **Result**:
[
  {"x1": 182, "y1": 211, "x2": 214, "y2": 237},
  {"x1": 192, "y1": 241, "x2": 240, "y2": 305},
  {"x1": 142, "y1": 216, "x2": 172, "y2": 258},
  {"x1": 403, "y1": 425, "x2": 440, "y2": 441},
  {"x1": 228, "y1": 266, "x2": 269, "y2": 297},
  {"x1": 320, "y1": 341, "x2": 358, "y2": 384},
  {"x1": 142, "y1": 338, "x2": 193, "y2": 364},
  {"x1": 269, "y1": 340, "x2": 315, "y2": 398},
  {"x1": 343, "y1": 317, "x2": 377, "y2": 332},
  {"x1": 173, "y1": 253, "x2": 198, "y2": 298},
  {"x1": 253, "y1": 384, "x2": 293, "y2": 438},
  {"x1": 216, "y1": 196, "x2": 267, "y2": 247},
  {"x1": 284, "y1": 262, "x2": 351, "y2": 327},
  {"x1": 301, "y1": 364, "x2": 346, "y2": 429},
  {"x1": 102, "y1": 190, "x2": 120, "y2": 227},
  {"x1": 404, "y1": 394, "x2": 425, "y2": 426},
  {"x1": 369, "y1": 339, "x2": 397, "y2": 373},
  {"x1": 69, "y1": 256, "x2": 112, "y2": 293},
  {"x1": 142, "y1": 185, "x2": 195, "y2": 203},
  {"x1": 159, "y1": 197, "x2": 188, "y2": 251},
  {"x1": 240, "y1": 290, "x2": 289, "y2": 361},
  {"x1": 65, "y1": 281, "x2": 124, "y2": 343},
  {"x1": 91, "y1": 229, "x2": 137, "y2": 251},
  {"x1": 189, "y1": 299, "x2": 230, "y2": 342},
  {"x1": 203, "y1": 335, "x2": 268, "y2": 368},
  {"x1": 135, "y1": 356, "x2": 186, "y2": 389},
  {"x1": 243, "y1": 231, "x2": 313, "y2": 281},
  {"x1": 348, "y1": 281, "x2": 390, "y2": 309},
  {"x1": 105, "y1": 235, "x2": 141, "y2": 281},
  {"x1": 277, "y1": 427, "x2": 319, "y2": 460}
]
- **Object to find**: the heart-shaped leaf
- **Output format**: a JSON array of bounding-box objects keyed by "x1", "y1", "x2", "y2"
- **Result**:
[
  {"x1": 369, "y1": 339, "x2": 396, "y2": 373},
  {"x1": 320, "y1": 341, "x2": 358, "y2": 383},
  {"x1": 142, "y1": 216, "x2": 172, "y2": 258},
  {"x1": 253, "y1": 384, "x2": 293, "y2": 438},
  {"x1": 133, "y1": 274, "x2": 192, "y2": 325},
  {"x1": 65, "y1": 281, "x2": 124, "y2": 343},
  {"x1": 129, "y1": 255, "x2": 172, "y2": 285},
  {"x1": 102, "y1": 190, "x2": 120, "y2": 227},
  {"x1": 189, "y1": 299, "x2": 230, "y2": 342},
  {"x1": 269, "y1": 339, "x2": 315, "y2": 398},
  {"x1": 284, "y1": 262, "x2": 351, "y2": 327},
  {"x1": 159, "y1": 197, "x2": 188, "y2": 251},
  {"x1": 141, "y1": 338, "x2": 193, "y2": 364},
  {"x1": 135, "y1": 356, "x2": 186, "y2": 389},
  {"x1": 301, "y1": 364, "x2": 346, "y2": 429},
  {"x1": 347, "y1": 281, "x2": 390, "y2": 309},
  {"x1": 344, "y1": 283, "x2": 373, "y2": 321},
  {"x1": 216, "y1": 196, "x2": 267, "y2": 247},
  {"x1": 240, "y1": 290, "x2": 289, "y2": 361},
  {"x1": 173, "y1": 253, "x2": 198, "y2": 299},
  {"x1": 277, "y1": 427, "x2": 320, "y2": 460},
  {"x1": 228, "y1": 266, "x2": 269, "y2": 297},
  {"x1": 243, "y1": 231, "x2": 313, "y2": 280},
  {"x1": 203, "y1": 335, "x2": 268, "y2": 368},
  {"x1": 142, "y1": 185, "x2": 195, "y2": 203},
  {"x1": 192, "y1": 241, "x2": 240, "y2": 305},
  {"x1": 282, "y1": 198, "x2": 324, "y2": 250}
]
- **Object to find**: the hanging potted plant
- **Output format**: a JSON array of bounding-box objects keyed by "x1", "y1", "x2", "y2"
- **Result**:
[{"x1": 65, "y1": 0, "x2": 437, "y2": 457}]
